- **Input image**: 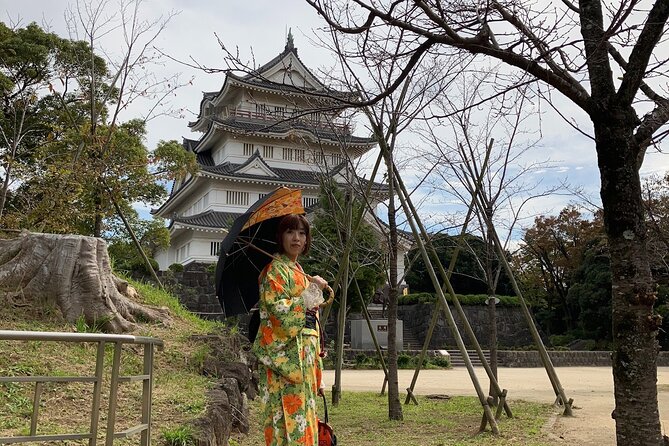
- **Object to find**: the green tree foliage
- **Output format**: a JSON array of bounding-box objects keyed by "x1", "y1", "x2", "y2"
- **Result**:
[
  {"x1": 565, "y1": 237, "x2": 612, "y2": 342},
  {"x1": 519, "y1": 201, "x2": 669, "y2": 348},
  {"x1": 152, "y1": 140, "x2": 200, "y2": 181},
  {"x1": 5, "y1": 119, "x2": 166, "y2": 234},
  {"x1": 301, "y1": 181, "x2": 386, "y2": 313},
  {"x1": 0, "y1": 22, "x2": 104, "y2": 219},
  {"x1": 0, "y1": 21, "x2": 196, "y2": 238},
  {"x1": 106, "y1": 214, "x2": 170, "y2": 274},
  {"x1": 405, "y1": 233, "x2": 514, "y2": 296},
  {"x1": 516, "y1": 206, "x2": 603, "y2": 334}
]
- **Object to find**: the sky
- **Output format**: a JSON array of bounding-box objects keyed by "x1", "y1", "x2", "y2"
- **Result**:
[{"x1": 3, "y1": 0, "x2": 669, "y2": 242}]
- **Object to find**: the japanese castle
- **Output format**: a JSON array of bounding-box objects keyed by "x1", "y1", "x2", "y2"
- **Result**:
[{"x1": 152, "y1": 34, "x2": 381, "y2": 270}]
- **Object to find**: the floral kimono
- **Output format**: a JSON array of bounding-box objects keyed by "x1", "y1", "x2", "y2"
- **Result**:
[{"x1": 252, "y1": 254, "x2": 323, "y2": 446}]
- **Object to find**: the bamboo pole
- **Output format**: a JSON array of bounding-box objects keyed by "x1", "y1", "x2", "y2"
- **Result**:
[{"x1": 110, "y1": 194, "x2": 163, "y2": 289}]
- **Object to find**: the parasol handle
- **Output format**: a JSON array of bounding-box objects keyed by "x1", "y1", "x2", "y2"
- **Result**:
[{"x1": 320, "y1": 285, "x2": 335, "y2": 308}]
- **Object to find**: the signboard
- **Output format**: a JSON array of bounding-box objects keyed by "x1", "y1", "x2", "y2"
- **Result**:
[{"x1": 350, "y1": 320, "x2": 403, "y2": 349}]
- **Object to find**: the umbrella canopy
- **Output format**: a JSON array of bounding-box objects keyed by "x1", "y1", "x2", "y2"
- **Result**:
[{"x1": 215, "y1": 187, "x2": 305, "y2": 317}]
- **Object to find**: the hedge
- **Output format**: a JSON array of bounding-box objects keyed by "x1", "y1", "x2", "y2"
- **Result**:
[{"x1": 398, "y1": 292, "x2": 520, "y2": 307}]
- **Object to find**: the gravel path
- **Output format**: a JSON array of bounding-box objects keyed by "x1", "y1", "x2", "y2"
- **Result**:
[{"x1": 322, "y1": 367, "x2": 669, "y2": 445}]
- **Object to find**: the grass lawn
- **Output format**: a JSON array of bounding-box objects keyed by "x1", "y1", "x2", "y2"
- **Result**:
[
  {"x1": 0, "y1": 278, "x2": 556, "y2": 446},
  {"x1": 231, "y1": 392, "x2": 556, "y2": 446}
]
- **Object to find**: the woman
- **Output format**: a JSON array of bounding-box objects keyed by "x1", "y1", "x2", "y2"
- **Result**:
[{"x1": 252, "y1": 214, "x2": 328, "y2": 446}]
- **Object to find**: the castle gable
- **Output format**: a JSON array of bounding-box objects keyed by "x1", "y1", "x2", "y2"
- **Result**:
[
  {"x1": 258, "y1": 51, "x2": 323, "y2": 92},
  {"x1": 233, "y1": 151, "x2": 278, "y2": 178}
]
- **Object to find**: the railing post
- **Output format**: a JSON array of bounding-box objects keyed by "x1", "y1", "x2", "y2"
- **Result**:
[
  {"x1": 89, "y1": 341, "x2": 106, "y2": 446},
  {"x1": 105, "y1": 343, "x2": 123, "y2": 446},
  {"x1": 0, "y1": 331, "x2": 162, "y2": 445},
  {"x1": 30, "y1": 382, "x2": 43, "y2": 436},
  {"x1": 140, "y1": 343, "x2": 154, "y2": 446}
]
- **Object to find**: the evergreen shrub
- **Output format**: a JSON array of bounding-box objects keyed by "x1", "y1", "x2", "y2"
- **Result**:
[{"x1": 398, "y1": 292, "x2": 520, "y2": 306}]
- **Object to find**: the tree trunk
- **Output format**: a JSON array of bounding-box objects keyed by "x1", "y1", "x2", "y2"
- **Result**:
[
  {"x1": 595, "y1": 116, "x2": 663, "y2": 445},
  {"x1": 386, "y1": 154, "x2": 403, "y2": 421},
  {"x1": 485, "y1": 207, "x2": 498, "y2": 405},
  {"x1": 0, "y1": 158, "x2": 13, "y2": 221},
  {"x1": 0, "y1": 231, "x2": 171, "y2": 333}
]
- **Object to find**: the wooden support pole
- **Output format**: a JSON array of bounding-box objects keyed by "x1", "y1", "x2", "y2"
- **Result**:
[
  {"x1": 399, "y1": 141, "x2": 512, "y2": 419},
  {"x1": 383, "y1": 154, "x2": 500, "y2": 434},
  {"x1": 353, "y1": 278, "x2": 389, "y2": 395},
  {"x1": 470, "y1": 182, "x2": 573, "y2": 416}
]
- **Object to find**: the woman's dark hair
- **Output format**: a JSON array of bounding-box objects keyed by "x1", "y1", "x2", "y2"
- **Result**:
[{"x1": 276, "y1": 214, "x2": 311, "y2": 255}]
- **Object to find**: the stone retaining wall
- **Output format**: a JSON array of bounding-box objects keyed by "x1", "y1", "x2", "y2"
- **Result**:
[
  {"x1": 498, "y1": 350, "x2": 669, "y2": 367},
  {"x1": 152, "y1": 263, "x2": 224, "y2": 320},
  {"x1": 397, "y1": 303, "x2": 540, "y2": 348}
]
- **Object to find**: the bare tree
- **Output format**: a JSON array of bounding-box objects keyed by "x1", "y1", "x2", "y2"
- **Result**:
[
  {"x1": 306, "y1": 1, "x2": 669, "y2": 442},
  {"x1": 323, "y1": 23, "x2": 461, "y2": 416},
  {"x1": 417, "y1": 75, "x2": 562, "y2": 402}
]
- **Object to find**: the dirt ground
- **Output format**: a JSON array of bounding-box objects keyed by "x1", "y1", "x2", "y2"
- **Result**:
[{"x1": 322, "y1": 367, "x2": 669, "y2": 445}]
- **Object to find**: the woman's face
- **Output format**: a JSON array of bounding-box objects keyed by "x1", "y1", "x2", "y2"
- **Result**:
[{"x1": 281, "y1": 224, "x2": 307, "y2": 261}]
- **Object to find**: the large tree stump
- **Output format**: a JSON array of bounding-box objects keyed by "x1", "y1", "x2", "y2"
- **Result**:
[{"x1": 0, "y1": 231, "x2": 171, "y2": 333}]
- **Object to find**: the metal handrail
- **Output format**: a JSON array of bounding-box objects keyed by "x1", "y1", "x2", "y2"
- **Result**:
[{"x1": 0, "y1": 330, "x2": 163, "y2": 446}]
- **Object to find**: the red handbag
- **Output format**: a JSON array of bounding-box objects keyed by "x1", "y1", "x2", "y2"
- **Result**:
[{"x1": 318, "y1": 393, "x2": 337, "y2": 446}]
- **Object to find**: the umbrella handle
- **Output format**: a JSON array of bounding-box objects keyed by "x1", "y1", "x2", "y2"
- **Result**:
[{"x1": 320, "y1": 285, "x2": 335, "y2": 308}]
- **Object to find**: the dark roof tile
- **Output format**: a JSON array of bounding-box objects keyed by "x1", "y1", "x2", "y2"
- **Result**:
[
  {"x1": 214, "y1": 117, "x2": 374, "y2": 145},
  {"x1": 173, "y1": 210, "x2": 242, "y2": 229}
]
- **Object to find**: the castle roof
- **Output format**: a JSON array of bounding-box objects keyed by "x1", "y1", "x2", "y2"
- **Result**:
[
  {"x1": 171, "y1": 209, "x2": 241, "y2": 229},
  {"x1": 189, "y1": 43, "x2": 357, "y2": 131},
  {"x1": 196, "y1": 150, "x2": 340, "y2": 185},
  {"x1": 211, "y1": 116, "x2": 373, "y2": 145},
  {"x1": 154, "y1": 147, "x2": 388, "y2": 220}
]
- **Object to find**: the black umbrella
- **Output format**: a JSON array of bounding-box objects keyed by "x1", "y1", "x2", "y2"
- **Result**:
[{"x1": 215, "y1": 187, "x2": 305, "y2": 317}]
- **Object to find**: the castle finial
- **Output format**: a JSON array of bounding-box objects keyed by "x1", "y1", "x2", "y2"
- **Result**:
[{"x1": 285, "y1": 28, "x2": 295, "y2": 52}]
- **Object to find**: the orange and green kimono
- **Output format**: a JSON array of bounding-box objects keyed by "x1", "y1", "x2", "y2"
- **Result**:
[{"x1": 252, "y1": 254, "x2": 323, "y2": 446}]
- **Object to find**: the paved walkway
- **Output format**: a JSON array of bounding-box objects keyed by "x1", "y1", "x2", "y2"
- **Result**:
[{"x1": 322, "y1": 367, "x2": 669, "y2": 445}]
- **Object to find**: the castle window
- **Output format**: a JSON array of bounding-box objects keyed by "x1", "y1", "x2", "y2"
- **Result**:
[
  {"x1": 274, "y1": 106, "x2": 285, "y2": 118},
  {"x1": 295, "y1": 149, "x2": 305, "y2": 162},
  {"x1": 243, "y1": 143, "x2": 254, "y2": 156},
  {"x1": 311, "y1": 151, "x2": 325, "y2": 164},
  {"x1": 191, "y1": 192, "x2": 210, "y2": 215},
  {"x1": 263, "y1": 145, "x2": 274, "y2": 158},
  {"x1": 331, "y1": 153, "x2": 344, "y2": 165},
  {"x1": 210, "y1": 241, "x2": 221, "y2": 257},
  {"x1": 176, "y1": 242, "x2": 190, "y2": 262},
  {"x1": 282, "y1": 147, "x2": 294, "y2": 161},
  {"x1": 226, "y1": 190, "x2": 249, "y2": 206},
  {"x1": 255, "y1": 103, "x2": 268, "y2": 116},
  {"x1": 303, "y1": 197, "x2": 319, "y2": 208}
]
